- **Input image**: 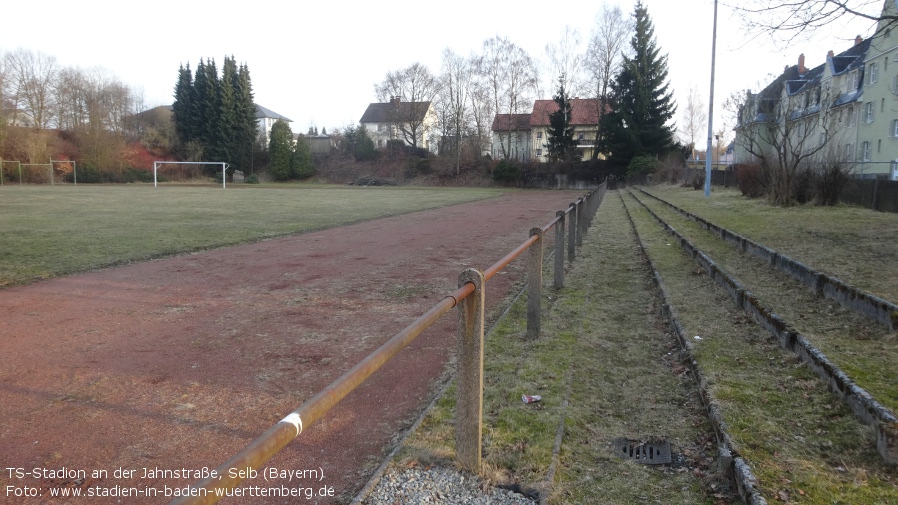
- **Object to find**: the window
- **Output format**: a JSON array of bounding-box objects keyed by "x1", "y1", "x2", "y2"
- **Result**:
[
  {"x1": 861, "y1": 141, "x2": 871, "y2": 161},
  {"x1": 883, "y1": 98, "x2": 887, "y2": 112},
  {"x1": 844, "y1": 143, "x2": 853, "y2": 160},
  {"x1": 850, "y1": 70, "x2": 859, "y2": 90},
  {"x1": 536, "y1": 132, "x2": 543, "y2": 139},
  {"x1": 536, "y1": 148, "x2": 543, "y2": 156},
  {"x1": 865, "y1": 102, "x2": 875, "y2": 123},
  {"x1": 848, "y1": 106, "x2": 857, "y2": 126},
  {"x1": 868, "y1": 62, "x2": 879, "y2": 85},
  {"x1": 578, "y1": 133, "x2": 585, "y2": 141},
  {"x1": 892, "y1": 119, "x2": 898, "y2": 137},
  {"x1": 797, "y1": 122, "x2": 806, "y2": 137},
  {"x1": 819, "y1": 132, "x2": 826, "y2": 146}
]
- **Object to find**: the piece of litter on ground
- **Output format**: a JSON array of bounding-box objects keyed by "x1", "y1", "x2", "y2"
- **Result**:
[
  {"x1": 693, "y1": 335, "x2": 703, "y2": 341},
  {"x1": 522, "y1": 394, "x2": 542, "y2": 404}
]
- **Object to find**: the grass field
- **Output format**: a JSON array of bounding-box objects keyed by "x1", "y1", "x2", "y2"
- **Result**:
[
  {"x1": 641, "y1": 184, "x2": 898, "y2": 303},
  {"x1": 0, "y1": 184, "x2": 503, "y2": 286}
]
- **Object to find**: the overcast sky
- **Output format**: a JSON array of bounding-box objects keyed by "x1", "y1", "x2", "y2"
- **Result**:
[{"x1": 2, "y1": 0, "x2": 878, "y2": 145}]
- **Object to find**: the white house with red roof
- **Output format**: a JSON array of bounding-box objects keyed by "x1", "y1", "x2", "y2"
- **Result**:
[{"x1": 490, "y1": 98, "x2": 610, "y2": 162}]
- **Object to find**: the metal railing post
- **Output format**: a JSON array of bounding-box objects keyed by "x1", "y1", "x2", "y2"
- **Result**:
[
  {"x1": 567, "y1": 202, "x2": 577, "y2": 264},
  {"x1": 554, "y1": 211, "x2": 565, "y2": 289},
  {"x1": 576, "y1": 198, "x2": 585, "y2": 248},
  {"x1": 455, "y1": 268, "x2": 485, "y2": 472},
  {"x1": 527, "y1": 227, "x2": 544, "y2": 339}
]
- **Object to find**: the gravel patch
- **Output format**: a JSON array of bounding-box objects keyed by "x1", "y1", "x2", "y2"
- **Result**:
[{"x1": 363, "y1": 466, "x2": 537, "y2": 504}]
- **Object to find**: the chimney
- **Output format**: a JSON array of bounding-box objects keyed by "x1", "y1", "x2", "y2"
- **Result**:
[
  {"x1": 391, "y1": 96, "x2": 401, "y2": 106},
  {"x1": 827, "y1": 50, "x2": 834, "y2": 60},
  {"x1": 856, "y1": 35, "x2": 863, "y2": 46},
  {"x1": 798, "y1": 53, "x2": 807, "y2": 75}
]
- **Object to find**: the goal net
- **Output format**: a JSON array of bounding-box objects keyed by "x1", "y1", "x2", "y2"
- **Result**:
[{"x1": 153, "y1": 161, "x2": 229, "y2": 188}]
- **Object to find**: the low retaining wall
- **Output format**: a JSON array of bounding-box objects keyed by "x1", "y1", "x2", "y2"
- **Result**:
[
  {"x1": 620, "y1": 193, "x2": 768, "y2": 505},
  {"x1": 635, "y1": 187, "x2": 898, "y2": 331},
  {"x1": 629, "y1": 191, "x2": 898, "y2": 464}
]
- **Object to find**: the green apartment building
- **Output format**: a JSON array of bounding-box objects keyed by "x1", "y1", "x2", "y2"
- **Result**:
[{"x1": 735, "y1": 0, "x2": 898, "y2": 181}]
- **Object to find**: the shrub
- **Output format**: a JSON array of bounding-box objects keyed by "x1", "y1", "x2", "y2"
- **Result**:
[
  {"x1": 691, "y1": 173, "x2": 705, "y2": 190},
  {"x1": 73, "y1": 163, "x2": 102, "y2": 183},
  {"x1": 734, "y1": 163, "x2": 766, "y2": 198},
  {"x1": 793, "y1": 167, "x2": 815, "y2": 204},
  {"x1": 626, "y1": 155, "x2": 659, "y2": 181},
  {"x1": 245, "y1": 174, "x2": 260, "y2": 184},
  {"x1": 814, "y1": 160, "x2": 851, "y2": 206},
  {"x1": 492, "y1": 159, "x2": 520, "y2": 183},
  {"x1": 404, "y1": 158, "x2": 432, "y2": 179}
]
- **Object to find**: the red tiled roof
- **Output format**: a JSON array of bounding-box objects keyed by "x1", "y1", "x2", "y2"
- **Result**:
[
  {"x1": 491, "y1": 113, "x2": 532, "y2": 131},
  {"x1": 529, "y1": 98, "x2": 609, "y2": 127}
]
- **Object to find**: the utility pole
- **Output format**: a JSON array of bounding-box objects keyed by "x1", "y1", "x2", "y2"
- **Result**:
[{"x1": 704, "y1": 0, "x2": 719, "y2": 197}]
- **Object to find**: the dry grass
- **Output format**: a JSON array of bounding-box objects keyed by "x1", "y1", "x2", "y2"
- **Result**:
[
  {"x1": 396, "y1": 193, "x2": 722, "y2": 504},
  {"x1": 641, "y1": 184, "x2": 898, "y2": 303},
  {"x1": 622, "y1": 190, "x2": 898, "y2": 504},
  {"x1": 630, "y1": 190, "x2": 898, "y2": 412}
]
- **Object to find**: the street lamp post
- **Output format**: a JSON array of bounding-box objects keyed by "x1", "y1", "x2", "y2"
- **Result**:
[{"x1": 704, "y1": 0, "x2": 719, "y2": 197}]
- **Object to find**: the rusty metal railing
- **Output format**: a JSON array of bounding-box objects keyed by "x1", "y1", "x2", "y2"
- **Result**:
[{"x1": 170, "y1": 182, "x2": 606, "y2": 504}]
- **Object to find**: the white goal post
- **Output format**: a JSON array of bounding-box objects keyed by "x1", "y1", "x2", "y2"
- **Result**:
[{"x1": 153, "y1": 161, "x2": 229, "y2": 189}]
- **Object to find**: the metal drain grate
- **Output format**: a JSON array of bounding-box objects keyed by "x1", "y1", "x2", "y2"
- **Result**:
[{"x1": 611, "y1": 438, "x2": 672, "y2": 465}]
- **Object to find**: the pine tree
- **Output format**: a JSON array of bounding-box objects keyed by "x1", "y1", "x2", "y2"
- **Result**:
[
  {"x1": 234, "y1": 63, "x2": 258, "y2": 174},
  {"x1": 545, "y1": 75, "x2": 576, "y2": 162},
  {"x1": 172, "y1": 64, "x2": 193, "y2": 147},
  {"x1": 292, "y1": 136, "x2": 314, "y2": 179},
  {"x1": 212, "y1": 56, "x2": 238, "y2": 165},
  {"x1": 268, "y1": 119, "x2": 293, "y2": 180},
  {"x1": 604, "y1": 1, "x2": 677, "y2": 164},
  {"x1": 172, "y1": 56, "x2": 259, "y2": 172}
]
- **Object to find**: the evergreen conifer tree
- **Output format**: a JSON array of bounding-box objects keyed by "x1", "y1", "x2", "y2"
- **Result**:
[
  {"x1": 268, "y1": 119, "x2": 294, "y2": 180},
  {"x1": 212, "y1": 56, "x2": 238, "y2": 165},
  {"x1": 603, "y1": 1, "x2": 677, "y2": 164},
  {"x1": 234, "y1": 63, "x2": 258, "y2": 173},
  {"x1": 545, "y1": 75, "x2": 576, "y2": 162},
  {"x1": 172, "y1": 64, "x2": 193, "y2": 147},
  {"x1": 292, "y1": 136, "x2": 315, "y2": 179}
]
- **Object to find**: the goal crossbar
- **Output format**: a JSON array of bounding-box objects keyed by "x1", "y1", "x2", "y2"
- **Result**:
[{"x1": 153, "y1": 161, "x2": 229, "y2": 189}]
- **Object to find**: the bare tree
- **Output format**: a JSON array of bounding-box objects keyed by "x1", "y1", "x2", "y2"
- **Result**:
[
  {"x1": 480, "y1": 36, "x2": 539, "y2": 160},
  {"x1": 735, "y1": 0, "x2": 892, "y2": 42},
  {"x1": 679, "y1": 85, "x2": 707, "y2": 159},
  {"x1": 582, "y1": 3, "x2": 630, "y2": 159},
  {"x1": 438, "y1": 49, "x2": 476, "y2": 175},
  {"x1": 468, "y1": 58, "x2": 494, "y2": 159},
  {"x1": 735, "y1": 84, "x2": 840, "y2": 205},
  {"x1": 545, "y1": 25, "x2": 585, "y2": 96},
  {"x1": 374, "y1": 63, "x2": 438, "y2": 149},
  {"x1": 5, "y1": 48, "x2": 58, "y2": 129}
]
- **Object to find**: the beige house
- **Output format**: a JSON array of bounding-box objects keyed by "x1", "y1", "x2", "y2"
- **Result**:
[
  {"x1": 360, "y1": 97, "x2": 437, "y2": 153},
  {"x1": 490, "y1": 113, "x2": 532, "y2": 161},
  {"x1": 490, "y1": 99, "x2": 609, "y2": 162}
]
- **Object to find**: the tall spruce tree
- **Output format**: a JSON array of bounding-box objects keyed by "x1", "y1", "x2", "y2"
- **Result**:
[
  {"x1": 234, "y1": 63, "x2": 258, "y2": 174},
  {"x1": 603, "y1": 1, "x2": 677, "y2": 165},
  {"x1": 213, "y1": 56, "x2": 238, "y2": 166},
  {"x1": 545, "y1": 75, "x2": 576, "y2": 162},
  {"x1": 172, "y1": 64, "x2": 193, "y2": 147},
  {"x1": 171, "y1": 57, "x2": 258, "y2": 172}
]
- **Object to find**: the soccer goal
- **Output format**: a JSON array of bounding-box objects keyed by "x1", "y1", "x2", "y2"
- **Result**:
[{"x1": 153, "y1": 161, "x2": 229, "y2": 189}]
